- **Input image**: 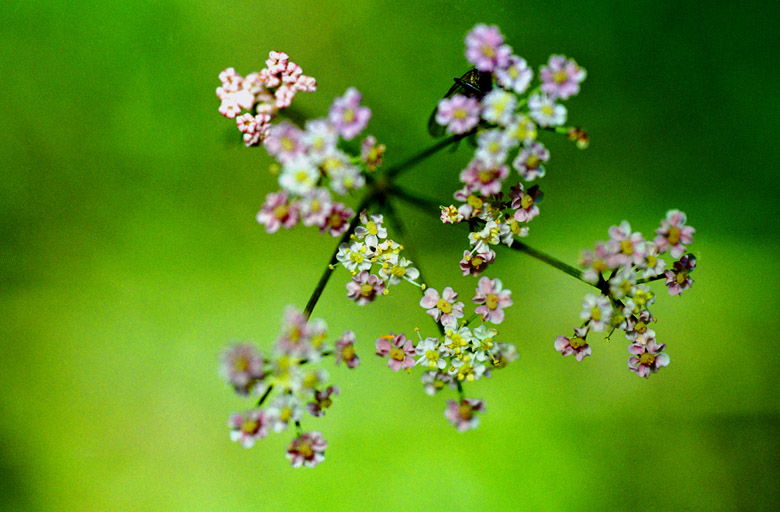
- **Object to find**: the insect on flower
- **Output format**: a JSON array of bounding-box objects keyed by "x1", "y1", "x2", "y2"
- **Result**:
[{"x1": 428, "y1": 68, "x2": 493, "y2": 137}]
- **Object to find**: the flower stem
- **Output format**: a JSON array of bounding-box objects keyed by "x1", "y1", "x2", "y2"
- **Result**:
[
  {"x1": 383, "y1": 197, "x2": 446, "y2": 338},
  {"x1": 384, "y1": 135, "x2": 463, "y2": 179},
  {"x1": 303, "y1": 194, "x2": 376, "y2": 319}
]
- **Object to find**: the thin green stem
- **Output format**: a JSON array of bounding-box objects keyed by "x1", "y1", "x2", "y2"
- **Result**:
[
  {"x1": 389, "y1": 184, "x2": 596, "y2": 288},
  {"x1": 383, "y1": 197, "x2": 446, "y2": 338},
  {"x1": 303, "y1": 194, "x2": 376, "y2": 319},
  {"x1": 384, "y1": 135, "x2": 463, "y2": 179}
]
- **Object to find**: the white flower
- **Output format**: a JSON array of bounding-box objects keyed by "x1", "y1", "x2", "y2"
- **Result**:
[
  {"x1": 279, "y1": 156, "x2": 319, "y2": 196},
  {"x1": 475, "y1": 128, "x2": 512, "y2": 166},
  {"x1": 580, "y1": 294, "x2": 613, "y2": 332},
  {"x1": 481, "y1": 89, "x2": 517, "y2": 127},
  {"x1": 415, "y1": 337, "x2": 447, "y2": 370},
  {"x1": 266, "y1": 394, "x2": 303, "y2": 432},
  {"x1": 528, "y1": 93, "x2": 567, "y2": 127}
]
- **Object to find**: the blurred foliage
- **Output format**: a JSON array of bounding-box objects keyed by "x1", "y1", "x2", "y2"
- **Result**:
[{"x1": 1, "y1": 0, "x2": 779, "y2": 510}]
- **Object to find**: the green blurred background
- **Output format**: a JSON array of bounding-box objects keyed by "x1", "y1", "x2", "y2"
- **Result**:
[{"x1": 2, "y1": 0, "x2": 779, "y2": 510}]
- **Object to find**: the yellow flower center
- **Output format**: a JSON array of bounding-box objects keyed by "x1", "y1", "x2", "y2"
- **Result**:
[
  {"x1": 389, "y1": 345, "x2": 406, "y2": 361},
  {"x1": 233, "y1": 356, "x2": 249, "y2": 372},
  {"x1": 526, "y1": 155, "x2": 539, "y2": 168},
  {"x1": 554, "y1": 70, "x2": 568, "y2": 83},
  {"x1": 590, "y1": 306, "x2": 602, "y2": 321},
  {"x1": 391, "y1": 265, "x2": 406, "y2": 277},
  {"x1": 367, "y1": 220, "x2": 378, "y2": 235},
  {"x1": 467, "y1": 194, "x2": 483, "y2": 209},
  {"x1": 639, "y1": 353, "x2": 655, "y2": 365},
  {"x1": 437, "y1": 298, "x2": 452, "y2": 314},
  {"x1": 279, "y1": 406, "x2": 292, "y2": 422},
  {"x1": 459, "y1": 403, "x2": 474, "y2": 420},
  {"x1": 520, "y1": 194, "x2": 533, "y2": 209},
  {"x1": 341, "y1": 344, "x2": 355, "y2": 360},
  {"x1": 298, "y1": 440, "x2": 314, "y2": 458},
  {"x1": 542, "y1": 105, "x2": 554, "y2": 116},
  {"x1": 343, "y1": 109, "x2": 355, "y2": 122},
  {"x1": 360, "y1": 283, "x2": 374, "y2": 297},
  {"x1": 621, "y1": 239, "x2": 633, "y2": 255},
  {"x1": 273, "y1": 204, "x2": 288, "y2": 220},
  {"x1": 454, "y1": 108, "x2": 467, "y2": 120},
  {"x1": 676, "y1": 272, "x2": 688, "y2": 284},
  {"x1": 668, "y1": 226, "x2": 681, "y2": 244},
  {"x1": 241, "y1": 419, "x2": 258, "y2": 434},
  {"x1": 570, "y1": 337, "x2": 586, "y2": 349},
  {"x1": 486, "y1": 293, "x2": 499, "y2": 310},
  {"x1": 281, "y1": 137, "x2": 295, "y2": 151}
]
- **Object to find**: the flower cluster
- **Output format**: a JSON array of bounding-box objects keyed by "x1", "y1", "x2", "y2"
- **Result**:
[
  {"x1": 255, "y1": 87, "x2": 381, "y2": 237},
  {"x1": 436, "y1": 25, "x2": 588, "y2": 274},
  {"x1": 217, "y1": 52, "x2": 316, "y2": 146},
  {"x1": 555, "y1": 210, "x2": 696, "y2": 378},
  {"x1": 221, "y1": 306, "x2": 360, "y2": 467},
  {"x1": 376, "y1": 277, "x2": 517, "y2": 431},
  {"x1": 336, "y1": 211, "x2": 422, "y2": 305}
]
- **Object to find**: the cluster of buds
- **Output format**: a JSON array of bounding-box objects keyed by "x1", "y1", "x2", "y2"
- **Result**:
[
  {"x1": 555, "y1": 210, "x2": 696, "y2": 378},
  {"x1": 375, "y1": 277, "x2": 517, "y2": 431},
  {"x1": 217, "y1": 52, "x2": 316, "y2": 146},
  {"x1": 254, "y1": 87, "x2": 383, "y2": 237},
  {"x1": 221, "y1": 307, "x2": 360, "y2": 467},
  {"x1": 436, "y1": 25, "x2": 588, "y2": 273},
  {"x1": 335, "y1": 211, "x2": 422, "y2": 305}
]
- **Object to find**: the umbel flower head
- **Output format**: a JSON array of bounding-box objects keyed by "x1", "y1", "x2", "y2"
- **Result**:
[
  {"x1": 433, "y1": 24, "x2": 588, "y2": 275},
  {"x1": 555, "y1": 211, "x2": 697, "y2": 378},
  {"x1": 220, "y1": 307, "x2": 360, "y2": 468}
]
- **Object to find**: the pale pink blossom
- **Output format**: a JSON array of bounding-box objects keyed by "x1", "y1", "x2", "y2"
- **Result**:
[
  {"x1": 495, "y1": 55, "x2": 533, "y2": 94},
  {"x1": 334, "y1": 330, "x2": 360, "y2": 369},
  {"x1": 286, "y1": 431, "x2": 327, "y2": 468},
  {"x1": 554, "y1": 327, "x2": 591, "y2": 361},
  {"x1": 580, "y1": 294, "x2": 612, "y2": 332},
  {"x1": 375, "y1": 333, "x2": 415, "y2": 371},
  {"x1": 435, "y1": 95, "x2": 480, "y2": 135},
  {"x1": 665, "y1": 254, "x2": 696, "y2": 296},
  {"x1": 221, "y1": 344, "x2": 265, "y2": 396},
  {"x1": 540, "y1": 55, "x2": 587, "y2": 99},
  {"x1": 420, "y1": 287, "x2": 464, "y2": 328},
  {"x1": 509, "y1": 183, "x2": 542, "y2": 223},
  {"x1": 322, "y1": 202, "x2": 354, "y2": 237},
  {"x1": 628, "y1": 333, "x2": 670, "y2": 378},
  {"x1": 228, "y1": 410, "x2": 270, "y2": 448},
  {"x1": 346, "y1": 271, "x2": 385, "y2": 305},
  {"x1": 472, "y1": 277, "x2": 513, "y2": 324},
  {"x1": 528, "y1": 93, "x2": 567, "y2": 127},
  {"x1": 465, "y1": 24, "x2": 512, "y2": 72},
  {"x1": 460, "y1": 248, "x2": 495, "y2": 276},
  {"x1": 459, "y1": 159, "x2": 509, "y2": 196},
  {"x1": 655, "y1": 209, "x2": 695, "y2": 259},
  {"x1": 445, "y1": 398, "x2": 485, "y2": 432},
  {"x1": 329, "y1": 87, "x2": 371, "y2": 140},
  {"x1": 256, "y1": 192, "x2": 299, "y2": 233},
  {"x1": 512, "y1": 141, "x2": 550, "y2": 181}
]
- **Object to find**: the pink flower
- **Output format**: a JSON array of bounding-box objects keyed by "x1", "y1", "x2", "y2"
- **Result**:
[
  {"x1": 334, "y1": 331, "x2": 360, "y2": 369},
  {"x1": 628, "y1": 333, "x2": 670, "y2": 378},
  {"x1": 299, "y1": 188, "x2": 334, "y2": 229},
  {"x1": 286, "y1": 431, "x2": 328, "y2": 468},
  {"x1": 228, "y1": 410, "x2": 270, "y2": 448},
  {"x1": 256, "y1": 192, "x2": 299, "y2": 233},
  {"x1": 495, "y1": 55, "x2": 533, "y2": 94},
  {"x1": 459, "y1": 159, "x2": 509, "y2": 196},
  {"x1": 421, "y1": 370, "x2": 455, "y2": 396},
  {"x1": 306, "y1": 386, "x2": 339, "y2": 417},
  {"x1": 540, "y1": 55, "x2": 587, "y2": 100},
  {"x1": 346, "y1": 271, "x2": 385, "y2": 305},
  {"x1": 665, "y1": 254, "x2": 696, "y2": 296},
  {"x1": 360, "y1": 135, "x2": 385, "y2": 172},
  {"x1": 464, "y1": 24, "x2": 512, "y2": 72},
  {"x1": 472, "y1": 277, "x2": 513, "y2": 324},
  {"x1": 608, "y1": 220, "x2": 646, "y2": 266},
  {"x1": 510, "y1": 183, "x2": 542, "y2": 223},
  {"x1": 221, "y1": 344, "x2": 265, "y2": 395},
  {"x1": 321, "y1": 201, "x2": 354, "y2": 237},
  {"x1": 420, "y1": 287, "x2": 465, "y2": 328},
  {"x1": 329, "y1": 87, "x2": 371, "y2": 140},
  {"x1": 554, "y1": 328, "x2": 591, "y2": 361},
  {"x1": 276, "y1": 306, "x2": 314, "y2": 358},
  {"x1": 512, "y1": 141, "x2": 550, "y2": 181},
  {"x1": 655, "y1": 210, "x2": 695, "y2": 259},
  {"x1": 264, "y1": 121, "x2": 305, "y2": 164},
  {"x1": 375, "y1": 333, "x2": 415, "y2": 371},
  {"x1": 444, "y1": 398, "x2": 485, "y2": 432},
  {"x1": 435, "y1": 95, "x2": 480, "y2": 135},
  {"x1": 460, "y1": 248, "x2": 495, "y2": 276}
]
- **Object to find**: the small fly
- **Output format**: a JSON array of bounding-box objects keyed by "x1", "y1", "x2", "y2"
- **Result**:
[{"x1": 428, "y1": 68, "x2": 493, "y2": 137}]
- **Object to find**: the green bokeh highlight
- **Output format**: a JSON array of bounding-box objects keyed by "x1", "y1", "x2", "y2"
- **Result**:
[{"x1": 2, "y1": 1, "x2": 779, "y2": 510}]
